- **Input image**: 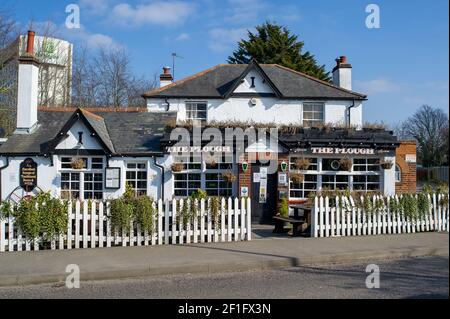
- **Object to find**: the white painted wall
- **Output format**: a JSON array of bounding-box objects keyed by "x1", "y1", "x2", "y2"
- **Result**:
[
  {"x1": 234, "y1": 70, "x2": 274, "y2": 93},
  {"x1": 332, "y1": 67, "x2": 352, "y2": 91},
  {"x1": 147, "y1": 98, "x2": 363, "y2": 127},
  {"x1": 55, "y1": 120, "x2": 103, "y2": 150}
]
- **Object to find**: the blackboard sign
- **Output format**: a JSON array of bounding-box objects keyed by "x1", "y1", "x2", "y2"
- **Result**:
[
  {"x1": 105, "y1": 167, "x2": 121, "y2": 189},
  {"x1": 20, "y1": 158, "x2": 38, "y2": 192}
]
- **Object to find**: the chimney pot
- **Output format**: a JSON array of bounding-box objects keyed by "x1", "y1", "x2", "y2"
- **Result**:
[
  {"x1": 163, "y1": 66, "x2": 171, "y2": 75},
  {"x1": 26, "y1": 30, "x2": 35, "y2": 55},
  {"x1": 160, "y1": 66, "x2": 173, "y2": 88},
  {"x1": 339, "y1": 56, "x2": 347, "y2": 64}
]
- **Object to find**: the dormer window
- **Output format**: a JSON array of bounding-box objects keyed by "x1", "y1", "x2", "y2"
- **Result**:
[{"x1": 186, "y1": 101, "x2": 207, "y2": 122}]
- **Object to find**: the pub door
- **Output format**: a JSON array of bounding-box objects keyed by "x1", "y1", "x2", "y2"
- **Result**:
[{"x1": 251, "y1": 163, "x2": 278, "y2": 224}]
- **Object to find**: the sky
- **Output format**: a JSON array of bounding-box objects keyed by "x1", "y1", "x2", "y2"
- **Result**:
[{"x1": 2, "y1": 0, "x2": 449, "y2": 126}]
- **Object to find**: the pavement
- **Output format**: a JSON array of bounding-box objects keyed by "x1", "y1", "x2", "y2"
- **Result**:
[
  {"x1": 0, "y1": 230, "x2": 448, "y2": 287},
  {"x1": 1, "y1": 256, "x2": 448, "y2": 299}
]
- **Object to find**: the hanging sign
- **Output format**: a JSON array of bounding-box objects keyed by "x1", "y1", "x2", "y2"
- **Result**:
[
  {"x1": 105, "y1": 167, "x2": 121, "y2": 189},
  {"x1": 259, "y1": 186, "x2": 267, "y2": 203},
  {"x1": 260, "y1": 167, "x2": 268, "y2": 179},
  {"x1": 20, "y1": 158, "x2": 38, "y2": 192},
  {"x1": 253, "y1": 173, "x2": 261, "y2": 183},
  {"x1": 242, "y1": 161, "x2": 249, "y2": 172},
  {"x1": 280, "y1": 161, "x2": 288, "y2": 172}
]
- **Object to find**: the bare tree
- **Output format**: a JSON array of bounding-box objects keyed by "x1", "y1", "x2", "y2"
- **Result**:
[
  {"x1": 72, "y1": 47, "x2": 156, "y2": 108},
  {"x1": 398, "y1": 105, "x2": 449, "y2": 167}
]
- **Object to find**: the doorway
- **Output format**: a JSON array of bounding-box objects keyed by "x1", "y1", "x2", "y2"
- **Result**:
[{"x1": 251, "y1": 162, "x2": 278, "y2": 224}]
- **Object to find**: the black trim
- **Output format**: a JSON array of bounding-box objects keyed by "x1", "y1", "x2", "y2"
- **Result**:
[
  {"x1": 230, "y1": 92, "x2": 277, "y2": 98},
  {"x1": 223, "y1": 59, "x2": 283, "y2": 99},
  {"x1": 53, "y1": 149, "x2": 106, "y2": 155}
]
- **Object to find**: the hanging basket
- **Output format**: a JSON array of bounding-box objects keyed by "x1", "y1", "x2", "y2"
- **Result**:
[
  {"x1": 295, "y1": 158, "x2": 311, "y2": 170},
  {"x1": 171, "y1": 163, "x2": 184, "y2": 172},
  {"x1": 379, "y1": 159, "x2": 394, "y2": 170},
  {"x1": 339, "y1": 158, "x2": 352, "y2": 172},
  {"x1": 290, "y1": 172, "x2": 304, "y2": 184},
  {"x1": 70, "y1": 157, "x2": 85, "y2": 169},
  {"x1": 221, "y1": 171, "x2": 237, "y2": 183}
]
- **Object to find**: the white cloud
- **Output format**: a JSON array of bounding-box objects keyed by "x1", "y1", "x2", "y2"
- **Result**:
[
  {"x1": 208, "y1": 27, "x2": 249, "y2": 52},
  {"x1": 354, "y1": 78, "x2": 404, "y2": 94},
  {"x1": 175, "y1": 33, "x2": 190, "y2": 41},
  {"x1": 79, "y1": 0, "x2": 109, "y2": 14},
  {"x1": 225, "y1": 0, "x2": 268, "y2": 24},
  {"x1": 111, "y1": 1, "x2": 196, "y2": 26}
]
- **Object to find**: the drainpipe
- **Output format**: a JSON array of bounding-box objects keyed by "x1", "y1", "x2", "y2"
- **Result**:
[
  {"x1": 153, "y1": 156, "x2": 165, "y2": 200},
  {"x1": 346, "y1": 99, "x2": 356, "y2": 127},
  {"x1": 0, "y1": 156, "x2": 10, "y2": 200}
]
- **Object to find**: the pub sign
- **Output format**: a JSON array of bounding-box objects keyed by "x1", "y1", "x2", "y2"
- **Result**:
[{"x1": 20, "y1": 158, "x2": 38, "y2": 192}]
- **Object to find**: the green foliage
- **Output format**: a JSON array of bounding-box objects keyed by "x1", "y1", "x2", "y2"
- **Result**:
[
  {"x1": 399, "y1": 194, "x2": 419, "y2": 220},
  {"x1": 124, "y1": 183, "x2": 135, "y2": 200},
  {"x1": 133, "y1": 196, "x2": 155, "y2": 234},
  {"x1": 0, "y1": 192, "x2": 68, "y2": 241},
  {"x1": 208, "y1": 196, "x2": 221, "y2": 226},
  {"x1": 190, "y1": 189, "x2": 207, "y2": 200},
  {"x1": 228, "y1": 21, "x2": 331, "y2": 81},
  {"x1": 421, "y1": 184, "x2": 434, "y2": 195},
  {"x1": 109, "y1": 197, "x2": 134, "y2": 232},
  {"x1": 279, "y1": 198, "x2": 289, "y2": 217}
]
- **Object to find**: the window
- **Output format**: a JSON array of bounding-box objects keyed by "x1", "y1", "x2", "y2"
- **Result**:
[
  {"x1": 289, "y1": 174, "x2": 317, "y2": 199},
  {"x1": 353, "y1": 175, "x2": 380, "y2": 191},
  {"x1": 322, "y1": 175, "x2": 349, "y2": 190},
  {"x1": 84, "y1": 173, "x2": 103, "y2": 199},
  {"x1": 126, "y1": 162, "x2": 148, "y2": 196},
  {"x1": 61, "y1": 172, "x2": 80, "y2": 200},
  {"x1": 353, "y1": 158, "x2": 380, "y2": 172},
  {"x1": 186, "y1": 101, "x2": 207, "y2": 121},
  {"x1": 395, "y1": 164, "x2": 401, "y2": 183},
  {"x1": 59, "y1": 157, "x2": 104, "y2": 200},
  {"x1": 303, "y1": 102, "x2": 324, "y2": 127},
  {"x1": 173, "y1": 153, "x2": 235, "y2": 197}
]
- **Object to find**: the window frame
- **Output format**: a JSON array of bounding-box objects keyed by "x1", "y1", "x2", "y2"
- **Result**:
[
  {"x1": 185, "y1": 101, "x2": 208, "y2": 122},
  {"x1": 59, "y1": 156, "x2": 105, "y2": 200},
  {"x1": 125, "y1": 161, "x2": 148, "y2": 197},
  {"x1": 302, "y1": 102, "x2": 325, "y2": 127}
]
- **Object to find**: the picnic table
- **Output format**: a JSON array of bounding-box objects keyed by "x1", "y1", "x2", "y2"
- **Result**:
[{"x1": 273, "y1": 203, "x2": 313, "y2": 237}]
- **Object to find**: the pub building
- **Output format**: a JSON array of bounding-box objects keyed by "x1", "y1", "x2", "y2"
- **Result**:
[{"x1": 0, "y1": 31, "x2": 417, "y2": 224}]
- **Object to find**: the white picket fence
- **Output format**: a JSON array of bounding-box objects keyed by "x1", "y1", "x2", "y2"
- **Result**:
[
  {"x1": 311, "y1": 194, "x2": 449, "y2": 238},
  {"x1": 0, "y1": 197, "x2": 251, "y2": 253}
]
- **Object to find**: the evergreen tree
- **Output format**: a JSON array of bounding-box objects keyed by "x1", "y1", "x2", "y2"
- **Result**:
[{"x1": 228, "y1": 22, "x2": 331, "y2": 82}]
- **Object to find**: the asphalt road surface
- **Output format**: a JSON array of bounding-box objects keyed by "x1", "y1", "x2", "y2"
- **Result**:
[{"x1": 0, "y1": 256, "x2": 448, "y2": 299}]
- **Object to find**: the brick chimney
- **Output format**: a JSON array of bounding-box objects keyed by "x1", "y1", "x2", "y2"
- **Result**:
[
  {"x1": 15, "y1": 30, "x2": 40, "y2": 134},
  {"x1": 160, "y1": 66, "x2": 173, "y2": 88},
  {"x1": 332, "y1": 56, "x2": 352, "y2": 91}
]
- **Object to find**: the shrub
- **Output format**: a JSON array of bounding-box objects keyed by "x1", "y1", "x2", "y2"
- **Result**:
[
  {"x1": 339, "y1": 158, "x2": 352, "y2": 171},
  {"x1": 279, "y1": 198, "x2": 289, "y2": 217}
]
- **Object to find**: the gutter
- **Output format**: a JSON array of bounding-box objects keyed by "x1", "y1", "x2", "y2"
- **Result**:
[
  {"x1": 153, "y1": 156, "x2": 165, "y2": 201},
  {"x1": 0, "y1": 156, "x2": 10, "y2": 200},
  {"x1": 346, "y1": 99, "x2": 356, "y2": 127}
]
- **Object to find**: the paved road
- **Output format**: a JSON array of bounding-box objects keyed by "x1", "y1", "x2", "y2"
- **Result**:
[{"x1": 0, "y1": 256, "x2": 448, "y2": 299}]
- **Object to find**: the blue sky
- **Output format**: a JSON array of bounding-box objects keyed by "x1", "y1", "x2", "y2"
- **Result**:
[{"x1": 3, "y1": 0, "x2": 449, "y2": 125}]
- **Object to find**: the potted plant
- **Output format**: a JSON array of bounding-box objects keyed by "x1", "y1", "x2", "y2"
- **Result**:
[
  {"x1": 339, "y1": 158, "x2": 352, "y2": 171},
  {"x1": 171, "y1": 162, "x2": 184, "y2": 172},
  {"x1": 379, "y1": 159, "x2": 394, "y2": 170},
  {"x1": 205, "y1": 156, "x2": 217, "y2": 168},
  {"x1": 273, "y1": 197, "x2": 289, "y2": 233},
  {"x1": 290, "y1": 172, "x2": 304, "y2": 184},
  {"x1": 221, "y1": 171, "x2": 237, "y2": 183},
  {"x1": 70, "y1": 157, "x2": 85, "y2": 169},
  {"x1": 295, "y1": 158, "x2": 311, "y2": 170}
]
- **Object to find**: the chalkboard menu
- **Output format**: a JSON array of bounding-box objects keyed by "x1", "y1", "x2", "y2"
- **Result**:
[{"x1": 20, "y1": 158, "x2": 38, "y2": 192}]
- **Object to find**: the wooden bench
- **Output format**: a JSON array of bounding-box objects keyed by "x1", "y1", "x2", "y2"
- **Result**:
[{"x1": 273, "y1": 216, "x2": 305, "y2": 236}]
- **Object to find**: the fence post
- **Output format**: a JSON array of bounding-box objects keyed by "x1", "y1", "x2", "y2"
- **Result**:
[
  {"x1": 335, "y1": 196, "x2": 341, "y2": 237},
  {"x1": 246, "y1": 197, "x2": 252, "y2": 241},
  {"x1": 311, "y1": 196, "x2": 318, "y2": 238},
  {"x1": 234, "y1": 198, "x2": 239, "y2": 241},
  {"x1": 0, "y1": 218, "x2": 4, "y2": 252},
  {"x1": 90, "y1": 201, "x2": 97, "y2": 248},
  {"x1": 240, "y1": 197, "x2": 246, "y2": 240},
  {"x1": 164, "y1": 200, "x2": 170, "y2": 244},
  {"x1": 207, "y1": 198, "x2": 213, "y2": 243},
  {"x1": 200, "y1": 199, "x2": 205, "y2": 243},
  {"x1": 227, "y1": 197, "x2": 232, "y2": 241},
  {"x1": 319, "y1": 196, "x2": 324, "y2": 237},
  {"x1": 221, "y1": 198, "x2": 226, "y2": 242},
  {"x1": 98, "y1": 202, "x2": 103, "y2": 248},
  {"x1": 193, "y1": 199, "x2": 198, "y2": 244},
  {"x1": 172, "y1": 198, "x2": 177, "y2": 244}
]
